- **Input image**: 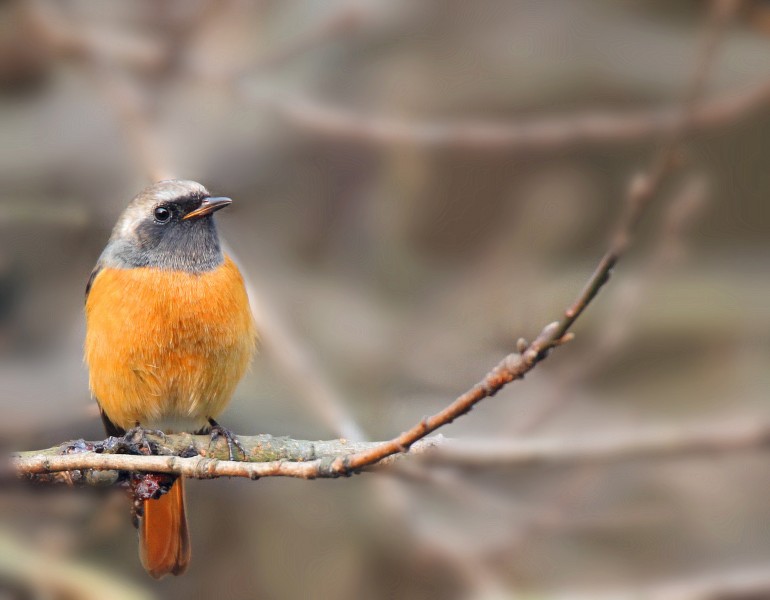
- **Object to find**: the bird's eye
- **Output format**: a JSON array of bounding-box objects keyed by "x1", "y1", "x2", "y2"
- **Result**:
[{"x1": 153, "y1": 206, "x2": 172, "y2": 224}]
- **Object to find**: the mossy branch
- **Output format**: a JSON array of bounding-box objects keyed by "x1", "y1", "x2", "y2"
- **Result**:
[{"x1": 12, "y1": 419, "x2": 770, "y2": 484}]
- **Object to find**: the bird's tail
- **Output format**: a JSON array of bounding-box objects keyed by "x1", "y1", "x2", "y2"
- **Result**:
[{"x1": 140, "y1": 477, "x2": 191, "y2": 578}]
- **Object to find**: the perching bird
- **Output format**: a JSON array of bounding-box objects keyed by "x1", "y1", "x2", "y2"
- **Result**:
[{"x1": 84, "y1": 180, "x2": 257, "y2": 577}]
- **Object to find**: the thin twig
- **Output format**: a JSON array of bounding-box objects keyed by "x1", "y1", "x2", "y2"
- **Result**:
[
  {"x1": 29, "y1": 1, "x2": 177, "y2": 182},
  {"x1": 0, "y1": 530, "x2": 154, "y2": 600},
  {"x1": 545, "y1": 564, "x2": 770, "y2": 600},
  {"x1": 246, "y1": 76, "x2": 770, "y2": 152},
  {"x1": 86, "y1": 66, "x2": 174, "y2": 182},
  {"x1": 244, "y1": 280, "x2": 368, "y2": 442},
  {"x1": 426, "y1": 420, "x2": 770, "y2": 468},
  {"x1": 246, "y1": 2, "x2": 748, "y2": 153}
]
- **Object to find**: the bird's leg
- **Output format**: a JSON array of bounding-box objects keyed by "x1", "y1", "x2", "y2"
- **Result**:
[
  {"x1": 122, "y1": 424, "x2": 166, "y2": 455},
  {"x1": 207, "y1": 418, "x2": 246, "y2": 461}
]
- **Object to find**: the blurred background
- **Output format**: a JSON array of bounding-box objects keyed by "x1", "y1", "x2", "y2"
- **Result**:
[{"x1": 2, "y1": 0, "x2": 770, "y2": 598}]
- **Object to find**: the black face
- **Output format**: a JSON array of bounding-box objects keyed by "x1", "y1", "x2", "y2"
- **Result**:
[
  {"x1": 101, "y1": 186, "x2": 232, "y2": 273},
  {"x1": 149, "y1": 191, "x2": 229, "y2": 227}
]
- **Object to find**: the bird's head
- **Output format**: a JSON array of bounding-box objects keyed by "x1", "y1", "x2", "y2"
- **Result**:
[{"x1": 100, "y1": 180, "x2": 232, "y2": 272}]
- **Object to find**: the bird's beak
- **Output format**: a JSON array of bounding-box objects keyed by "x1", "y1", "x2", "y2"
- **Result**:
[{"x1": 182, "y1": 197, "x2": 232, "y2": 220}]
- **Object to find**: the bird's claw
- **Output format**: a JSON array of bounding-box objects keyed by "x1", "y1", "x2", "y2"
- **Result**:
[
  {"x1": 123, "y1": 426, "x2": 166, "y2": 454},
  {"x1": 207, "y1": 419, "x2": 246, "y2": 461}
]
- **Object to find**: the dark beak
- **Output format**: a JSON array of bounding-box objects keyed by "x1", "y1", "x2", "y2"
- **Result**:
[{"x1": 182, "y1": 197, "x2": 232, "y2": 220}]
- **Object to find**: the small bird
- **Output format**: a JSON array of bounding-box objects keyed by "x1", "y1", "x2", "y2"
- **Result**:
[{"x1": 84, "y1": 180, "x2": 257, "y2": 578}]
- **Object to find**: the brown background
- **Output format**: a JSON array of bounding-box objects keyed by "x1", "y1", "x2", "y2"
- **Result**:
[{"x1": 2, "y1": 1, "x2": 770, "y2": 598}]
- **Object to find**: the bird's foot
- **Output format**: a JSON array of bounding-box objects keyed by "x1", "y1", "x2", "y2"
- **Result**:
[
  {"x1": 207, "y1": 418, "x2": 246, "y2": 461},
  {"x1": 123, "y1": 426, "x2": 166, "y2": 455}
]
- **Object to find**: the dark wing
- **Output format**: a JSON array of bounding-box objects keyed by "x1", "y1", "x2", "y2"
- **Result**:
[
  {"x1": 99, "y1": 406, "x2": 125, "y2": 437},
  {"x1": 85, "y1": 263, "x2": 102, "y2": 301}
]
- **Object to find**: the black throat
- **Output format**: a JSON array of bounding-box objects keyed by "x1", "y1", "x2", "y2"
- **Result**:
[{"x1": 101, "y1": 217, "x2": 224, "y2": 273}]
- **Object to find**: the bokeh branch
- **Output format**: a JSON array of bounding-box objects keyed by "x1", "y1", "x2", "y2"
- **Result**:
[
  {"x1": 550, "y1": 564, "x2": 770, "y2": 600},
  {"x1": 254, "y1": 77, "x2": 770, "y2": 151},
  {"x1": 242, "y1": 0, "x2": 756, "y2": 154},
  {"x1": 0, "y1": 531, "x2": 151, "y2": 600}
]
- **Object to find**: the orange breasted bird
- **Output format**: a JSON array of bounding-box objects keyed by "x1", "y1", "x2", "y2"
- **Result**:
[{"x1": 84, "y1": 180, "x2": 257, "y2": 578}]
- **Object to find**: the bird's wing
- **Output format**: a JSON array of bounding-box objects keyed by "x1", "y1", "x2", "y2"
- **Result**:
[{"x1": 85, "y1": 263, "x2": 102, "y2": 300}]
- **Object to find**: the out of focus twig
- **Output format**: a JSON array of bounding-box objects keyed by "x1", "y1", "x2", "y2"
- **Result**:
[
  {"x1": 425, "y1": 419, "x2": 770, "y2": 468},
  {"x1": 227, "y1": 3, "x2": 364, "y2": 78},
  {"x1": 242, "y1": 0, "x2": 754, "y2": 154},
  {"x1": 0, "y1": 530, "x2": 153, "y2": 600},
  {"x1": 87, "y1": 66, "x2": 175, "y2": 182},
  {"x1": 546, "y1": 564, "x2": 770, "y2": 600},
  {"x1": 245, "y1": 282, "x2": 367, "y2": 442},
  {"x1": 253, "y1": 75, "x2": 770, "y2": 152},
  {"x1": 29, "y1": 0, "x2": 176, "y2": 181}
]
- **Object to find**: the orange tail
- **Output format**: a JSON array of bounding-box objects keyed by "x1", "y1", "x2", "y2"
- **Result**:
[{"x1": 140, "y1": 477, "x2": 191, "y2": 578}]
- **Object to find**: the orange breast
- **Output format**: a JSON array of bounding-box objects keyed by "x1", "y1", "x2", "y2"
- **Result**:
[{"x1": 85, "y1": 256, "x2": 257, "y2": 433}]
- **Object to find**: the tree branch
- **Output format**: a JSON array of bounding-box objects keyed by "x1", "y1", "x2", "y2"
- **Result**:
[
  {"x1": 12, "y1": 433, "x2": 443, "y2": 483},
  {"x1": 12, "y1": 418, "x2": 770, "y2": 483}
]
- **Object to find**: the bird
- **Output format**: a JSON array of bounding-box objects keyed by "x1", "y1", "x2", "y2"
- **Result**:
[{"x1": 84, "y1": 179, "x2": 257, "y2": 578}]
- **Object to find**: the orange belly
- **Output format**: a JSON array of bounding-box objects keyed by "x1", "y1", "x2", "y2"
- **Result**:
[{"x1": 85, "y1": 256, "x2": 257, "y2": 433}]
